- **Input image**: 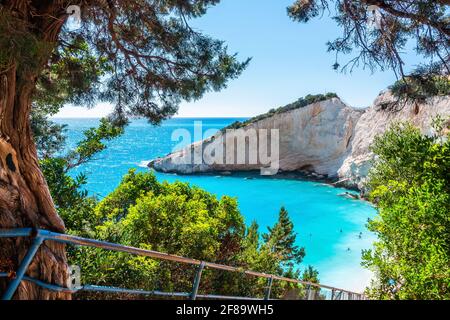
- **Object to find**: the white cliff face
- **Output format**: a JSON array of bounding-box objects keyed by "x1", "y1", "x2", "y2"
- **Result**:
[
  {"x1": 149, "y1": 92, "x2": 450, "y2": 190},
  {"x1": 338, "y1": 91, "x2": 450, "y2": 190},
  {"x1": 150, "y1": 97, "x2": 361, "y2": 176}
]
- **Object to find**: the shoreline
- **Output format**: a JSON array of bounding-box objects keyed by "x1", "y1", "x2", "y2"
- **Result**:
[
  {"x1": 152, "y1": 169, "x2": 377, "y2": 292},
  {"x1": 149, "y1": 168, "x2": 368, "y2": 200}
]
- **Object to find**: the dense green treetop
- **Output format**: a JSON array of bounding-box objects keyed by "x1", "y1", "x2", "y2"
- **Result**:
[
  {"x1": 66, "y1": 169, "x2": 318, "y2": 298},
  {"x1": 263, "y1": 207, "x2": 306, "y2": 267},
  {"x1": 363, "y1": 120, "x2": 450, "y2": 299}
]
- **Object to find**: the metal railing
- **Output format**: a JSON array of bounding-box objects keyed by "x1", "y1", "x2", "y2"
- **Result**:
[{"x1": 0, "y1": 228, "x2": 366, "y2": 300}]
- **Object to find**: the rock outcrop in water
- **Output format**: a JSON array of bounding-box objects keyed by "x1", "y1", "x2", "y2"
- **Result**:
[{"x1": 149, "y1": 91, "x2": 450, "y2": 190}]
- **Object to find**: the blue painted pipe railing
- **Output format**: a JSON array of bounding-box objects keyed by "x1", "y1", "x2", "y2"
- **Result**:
[{"x1": 0, "y1": 228, "x2": 366, "y2": 300}]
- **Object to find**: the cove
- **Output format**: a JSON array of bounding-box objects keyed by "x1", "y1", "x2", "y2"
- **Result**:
[{"x1": 56, "y1": 117, "x2": 377, "y2": 292}]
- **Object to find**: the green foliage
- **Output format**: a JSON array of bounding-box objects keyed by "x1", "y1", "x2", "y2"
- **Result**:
[
  {"x1": 30, "y1": 106, "x2": 317, "y2": 299},
  {"x1": 41, "y1": 157, "x2": 87, "y2": 210},
  {"x1": 302, "y1": 265, "x2": 319, "y2": 283},
  {"x1": 74, "y1": 172, "x2": 245, "y2": 293},
  {"x1": 287, "y1": 0, "x2": 449, "y2": 85},
  {"x1": 67, "y1": 170, "x2": 314, "y2": 299},
  {"x1": 34, "y1": 36, "x2": 112, "y2": 113},
  {"x1": 263, "y1": 207, "x2": 306, "y2": 267},
  {"x1": 223, "y1": 93, "x2": 338, "y2": 131},
  {"x1": 1, "y1": 2, "x2": 249, "y2": 125},
  {"x1": 32, "y1": 110, "x2": 319, "y2": 298},
  {"x1": 0, "y1": 8, "x2": 53, "y2": 76},
  {"x1": 94, "y1": 170, "x2": 161, "y2": 222},
  {"x1": 32, "y1": 113, "x2": 319, "y2": 299},
  {"x1": 31, "y1": 109, "x2": 67, "y2": 159},
  {"x1": 367, "y1": 121, "x2": 450, "y2": 193},
  {"x1": 38, "y1": 118, "x2": 124, "y2": 233},
  {"x1": 30, "y1": 107, "x2": 312, "y2": 298},
  {"x1": 66, "y1": 118, "x2": 123, "y2": 170},
  {"x1": 390, "y1": 64, "x2": 450, "y2": 103},
  {"x1": 363, "y1": 120, "x2": 450, "y2": 299}
]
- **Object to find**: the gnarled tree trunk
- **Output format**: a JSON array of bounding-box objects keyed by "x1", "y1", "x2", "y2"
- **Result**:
[{"x1": 0, "y1": 58, "x2": 69, "y2": 299}]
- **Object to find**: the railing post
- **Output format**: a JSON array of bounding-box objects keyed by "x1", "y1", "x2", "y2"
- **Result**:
[
  {"x1": 306, "y1": 284, "x2": 311, "y2": 300},
  {"x1": 190, "y1": 261, "x2": 205, "y2": 300},
  {"x1": 2, "y1": 235, "x2": 44, "y2": 300},
  {"x1": 264, "y1": 276, "x2": 273, "y2": 300},
  {"x1": 331, "y1": 289, "x2": 335, "y2": 300}
]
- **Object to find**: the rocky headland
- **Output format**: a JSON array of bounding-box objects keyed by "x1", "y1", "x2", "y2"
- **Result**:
[{"x1": 149, "y1": 91, "x2": 450, "y2": 191}]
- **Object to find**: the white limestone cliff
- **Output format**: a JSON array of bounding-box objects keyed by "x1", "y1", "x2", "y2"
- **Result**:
[
  {"x1": 338, "y1": 91, "x2": 450, "y2": 190},
  {"x1": 149, "y1": 91, "x2": 450, "y2": 190}
]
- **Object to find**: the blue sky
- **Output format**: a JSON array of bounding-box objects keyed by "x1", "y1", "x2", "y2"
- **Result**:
[{"x1": 55, "y1": 0, "x2": 422, "y2": 118}]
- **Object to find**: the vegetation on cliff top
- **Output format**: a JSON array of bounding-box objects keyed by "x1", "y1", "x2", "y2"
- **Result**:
[
  {"x1": 390, "y1": 64, "x2": 450, "y2": 104},
  {"x1": 223, "y1": 93, "x2": 338, "y2": 131}
]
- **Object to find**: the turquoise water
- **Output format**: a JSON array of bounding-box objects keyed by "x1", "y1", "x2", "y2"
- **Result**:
[{"x1": 54, "y1": 118, "x2": 377, "y2": 292}]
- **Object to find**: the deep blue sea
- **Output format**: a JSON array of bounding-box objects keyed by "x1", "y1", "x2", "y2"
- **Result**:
[{"x1": 53, "y1": 117, "x2": 377, "y2": 292}]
